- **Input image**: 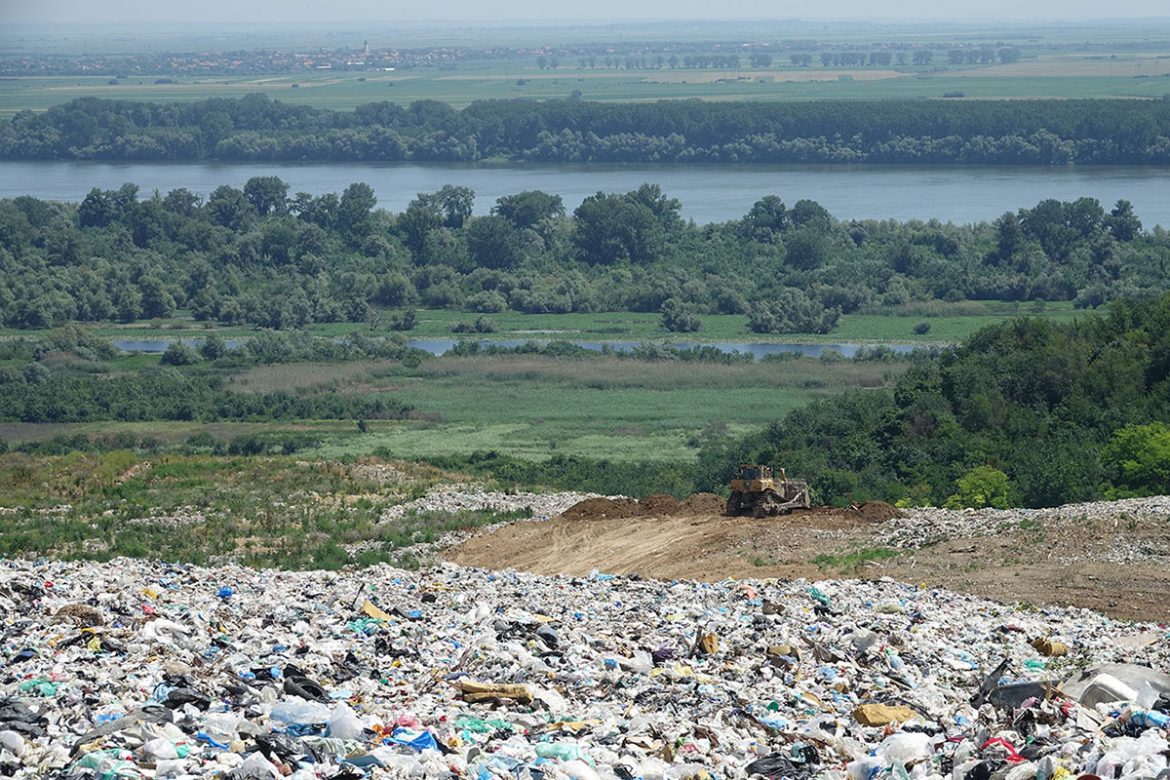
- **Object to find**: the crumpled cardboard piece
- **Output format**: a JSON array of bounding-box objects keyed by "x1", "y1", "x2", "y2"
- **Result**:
[{"x1": 852, "y1": 703, "x2": 916, "y2": 726}]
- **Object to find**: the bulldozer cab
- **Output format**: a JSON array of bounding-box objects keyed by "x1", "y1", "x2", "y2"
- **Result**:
[
  {"x1": 739, "y1": 465, "x2": 765, "y2": 481},
  {"x1": 733, "y1": 464, "x2": 785, "y2": 488}
]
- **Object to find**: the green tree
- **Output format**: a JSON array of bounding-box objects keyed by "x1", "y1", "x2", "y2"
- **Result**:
[
  {"x1": 944, "y1": 465, "x2": 1014, "y2": 509},
  {"x1": 783, "y1": 228, "x2": 831, "y2": 270},
  {"x1": 993, "y1": 211, "x2": 1024, "y2": 263},
  {"x1": 206, "y1": 185, "x2": 254, "y2": 231},
  {"x1": 399, "y1": 193, "x2": 443, "y2": 257},
  {"x1": 163, "y1": 188, "x2": 202, "y2": 217},
  {"x1": 739, "y1": 195, "x2": 788, "y2": 243},
  {"x1": 1105, "y1": 199, "x2": 1142, "y2": 242},
  {"x1": 199, "y1": 332, "x2": 228, "y2": 360},
  {"x1": 338, "y1": 182, "x2": 378, "y2": 241},
  {"x1": 138, "y1": 275, "x2": 176, "y2": 319},
  {"x1": 112, "y1": 283, "x2": 143, "y2": 323},
  {"x1": 78, "y1": 188, "x2": 116, "y2": 228},
  {"x1": 1102, "y1": 422, "x2": 1170, "y2": 497},
  {"x1": 493, "y1": 190, "x2": 565, "y2": 229},
  {"x1": 572, "y1": 191, "x2": 665, "y2": 265},
  {"x1": 243, "y1": 176, "x2": 289, "y2": 216},
  {"x1": 435, "y1": 185, "x2": 475, "y2": 228},
  {"x1": 466, "y1": 215, "x2": 526, "y2": 269}
]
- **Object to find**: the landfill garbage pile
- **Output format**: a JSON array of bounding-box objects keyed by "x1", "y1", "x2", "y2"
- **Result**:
[
  {"x1": 1, "y1": 557, "x2": 1169, "y2": 780},
  {"x1": 379, "y1": 487, "x2": 611, "y2": 524},
  {"x1": 877, "y1": 496, "x2": 1170, "y2": 552}
]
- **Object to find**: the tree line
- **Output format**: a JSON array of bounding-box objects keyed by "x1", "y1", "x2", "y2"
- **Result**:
[
  {"x1": 696, "y1": 294, "x2": 1170, "y2": 508},
  {"x1": 2, "y1": 179, "x2": 1168, "y2": 332},
  {"x1": 2, "y1": 95, "x2": 1168, "y2": 164}
]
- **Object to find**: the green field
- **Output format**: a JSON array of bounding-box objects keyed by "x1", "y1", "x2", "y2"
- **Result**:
[
  {"x1": 0, "y1": 351, "x2": 905, "y2": 462},
  {"x1": 3, "y1": 18, "x2": 1168, "y2": 117},
  {"x1": 3, "y1": 60, "x2": 1168, "y2": 117},
  {"x1": 66, "y1": 301, "x2": 1084, "y2": 345}
]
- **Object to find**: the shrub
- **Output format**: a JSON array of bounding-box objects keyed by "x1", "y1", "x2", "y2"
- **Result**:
[
  {"x1": 451, "y1": 316, "x2": 499, "y2": 334},
  {"x1": 387, "y1": 309, "x2": 417, "y2": 331},
  {"x1": 660, "y1": 298, "x2": 701, "y2": 333},
  {"x1": 747, "y1": 289, "x2": 840, "y2": 334},
  {"x1": 913, "y1": 321, "x2": 932, "y2": 335},
  {"x1": 467, "y1": 290, "x2": 508, "y2": 313},
  {"x1": 160, "y1": 341, "x2": 199, "y2": 366}
]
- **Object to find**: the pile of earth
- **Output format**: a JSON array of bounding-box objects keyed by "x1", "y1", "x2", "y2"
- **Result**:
[{"x1": 560, "y1": 493, "x2": 901, "y2": 522}]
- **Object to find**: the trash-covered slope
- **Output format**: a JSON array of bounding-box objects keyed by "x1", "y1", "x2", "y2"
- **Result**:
[{"x1": 1, "y1": 558, "x2": 1168, "y2": 779}]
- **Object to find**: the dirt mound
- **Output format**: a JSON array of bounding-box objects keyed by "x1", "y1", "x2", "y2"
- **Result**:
[
  {"x1": 680, "y1": 492, "x2": 728, "y2": 516},
  {"x1": 848, "y1": 501, "x2": 903, "y2": 523},
  {"x1": 639, "y1": 493, "x2": 681, "y2": 516},
  {"x1": 445, "y1": 498, "x2": 1170, "y2": 622},
  {"x1": 560, "y1": 497, "x2": 641, "y2": 521}
]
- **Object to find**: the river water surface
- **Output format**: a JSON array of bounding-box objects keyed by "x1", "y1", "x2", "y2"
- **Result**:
[{"x1": 2, "y1": 160, "x2": 1168, "y2": 225}]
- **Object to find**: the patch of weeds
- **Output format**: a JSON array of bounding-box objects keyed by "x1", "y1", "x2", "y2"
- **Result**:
[
  {"x1": 310, "y1": 541, "x2": 351, "y2": 571},
  {"x1": 749, "y1": 556, "x2": 778, "y2": 567},
  {"x1": 813, "y1": 546, "x2": 901, "y2": 572},
  {"x1": 392, "y1": 551, "x2": 424, "y2": 570},
  {"x1": 1015, "y1": 518, "x2": 1047, "y2": 543}
]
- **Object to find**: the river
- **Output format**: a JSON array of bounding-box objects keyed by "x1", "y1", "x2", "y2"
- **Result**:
[{"x1": 2, "y1": 160, "x2": 1168, "y2": 225}]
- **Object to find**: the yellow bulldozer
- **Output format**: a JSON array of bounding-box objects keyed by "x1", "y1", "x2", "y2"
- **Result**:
[{"x1": 726, "y1": 464, "x2": 811, "y2": 517}]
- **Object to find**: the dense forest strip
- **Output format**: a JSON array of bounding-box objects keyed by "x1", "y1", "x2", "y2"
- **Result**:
[
  {"x1": 1, "y1": 179, "x2": 1166, "y2": 331},
  {"x1": 2, "y1": 95, "x2": 1169, "y2": 164}
]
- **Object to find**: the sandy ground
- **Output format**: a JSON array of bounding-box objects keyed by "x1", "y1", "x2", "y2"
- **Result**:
[{"x1": 446, "y1": 497, "x2": 1170, "y2": 623}]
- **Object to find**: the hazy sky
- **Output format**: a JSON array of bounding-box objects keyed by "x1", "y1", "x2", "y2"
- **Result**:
[{"x1": 3, "y1": 0, "x2": 1168, "y2": 24}]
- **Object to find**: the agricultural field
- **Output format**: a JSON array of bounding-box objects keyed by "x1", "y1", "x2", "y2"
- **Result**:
[{"x1": 2, "y1": 53, "x2": 1169, "y2": 117}]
